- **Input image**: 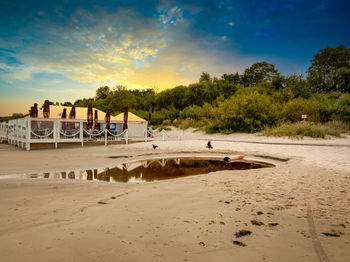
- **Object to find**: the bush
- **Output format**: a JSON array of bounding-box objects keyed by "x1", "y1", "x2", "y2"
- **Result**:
[
  {"x1": 206, "y1": 90, "x2": 280, "y2": 133},
  {"x1": 156, "y1": 124, "x2": 172, "y2": 131},
  {"x1": 283, "y1": 98, "x2": 320, "y2": 122},
  {"x1": 325, "y1": 120, "x2": 350, "y2": 133},
  {"x1": 332, "y1": 93, "x2": 350, "y2": 122},
  {"x1": 199, "y1": 103, "x2": 215, "y2": 119},
  {"x1": 179, "y1": 105, "x2": 201, "y2": 120},
  {"x1": 262, "y1": 122, "x2": 342, "y2": 138},
  {"x1": 152, "y1": 109, "x2": 168, "y2": 125},
  {"x1": 173, "y1": 118, "x2": 204, "y2": 130}
]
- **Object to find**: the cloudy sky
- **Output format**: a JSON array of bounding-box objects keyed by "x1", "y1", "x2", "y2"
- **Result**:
[{"x1": 0, "y1": 0, "x2": 349, "y2": 115}]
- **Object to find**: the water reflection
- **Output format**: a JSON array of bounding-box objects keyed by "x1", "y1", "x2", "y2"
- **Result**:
[{"x1": 24, "y1": 158, "x2": 274, "y2": 183}]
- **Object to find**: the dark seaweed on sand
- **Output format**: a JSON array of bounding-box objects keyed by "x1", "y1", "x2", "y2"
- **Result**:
[
  {"x1": 322, "y1": 230, "x2": 344, "y2": 237},
  {"x1": 235, "y1": 230, "x2": 252, "y2": 238},
  {"x1": 233, "y1": 240, "x2": 246, "y2": 247},
  {"x1": 251, "y1": 220, "x2": 264, "y2": 226}
]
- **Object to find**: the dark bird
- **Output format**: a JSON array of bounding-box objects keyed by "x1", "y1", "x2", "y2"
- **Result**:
[
  {"x1": 206, "y1": 141, "x2": 213, "y2": 149},
  {"x1": 152, "y1": 144, "x2": 159, "y2": 150}
]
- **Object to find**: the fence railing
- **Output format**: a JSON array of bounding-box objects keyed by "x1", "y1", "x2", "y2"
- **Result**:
[
  {"x1": 1, "y1": 118, "x2": 133, "y2": 150},
  {"x1": 0, "y1": 118, "x2": 182, "y2": 150}
]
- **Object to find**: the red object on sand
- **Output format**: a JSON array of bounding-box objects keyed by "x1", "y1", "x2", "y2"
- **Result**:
[{"x1": 230, "y1": 155, "x2": 245, "y2": 161}]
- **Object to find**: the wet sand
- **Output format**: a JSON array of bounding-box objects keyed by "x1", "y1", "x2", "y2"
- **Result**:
[{"x1": 0, "y1": 129, "x2": 349, "y2": 262}]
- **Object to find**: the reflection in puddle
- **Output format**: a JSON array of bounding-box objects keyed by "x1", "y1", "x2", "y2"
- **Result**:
[{"x1": 13, "y1": 158, "x2": 274, "y2": 183}]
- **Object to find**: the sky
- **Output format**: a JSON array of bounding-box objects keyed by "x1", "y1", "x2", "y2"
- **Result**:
[{"x1": 0, "y1": 0, "x2": 349, "y2": 116}]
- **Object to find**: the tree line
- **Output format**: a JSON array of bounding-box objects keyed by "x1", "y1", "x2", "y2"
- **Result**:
[
  {"x1": 71, "y1": 45, "x2": 349, "y2": 133},
  {"x1": 2, "y1": 45, "x2": 349, "y2": 132}
]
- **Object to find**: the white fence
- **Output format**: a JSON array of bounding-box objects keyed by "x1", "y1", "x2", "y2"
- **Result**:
[
  {"x1": 0, "y1": 118, "x2": 150, "y2": 150},
  {"x1": 0, "y1": 118, "x2": 183, "y2": 151}
]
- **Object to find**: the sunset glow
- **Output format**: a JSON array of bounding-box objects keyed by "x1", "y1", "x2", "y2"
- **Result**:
[{"x1": 1, "y1": 0, "x2": 349, "y2": 115}]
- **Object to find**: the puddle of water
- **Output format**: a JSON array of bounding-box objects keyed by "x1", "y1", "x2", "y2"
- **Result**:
[{"x1": 1, "y1": 157, "x2": 274, "y2": 183}]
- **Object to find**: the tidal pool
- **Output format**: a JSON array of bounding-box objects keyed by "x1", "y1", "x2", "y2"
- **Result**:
[{"x1": 6, "y1": 157, "x2": 274, "y2": 183}]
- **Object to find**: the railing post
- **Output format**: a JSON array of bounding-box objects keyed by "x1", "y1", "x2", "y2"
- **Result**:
[
  {"x1": 80, "y1": 120, "x2": 84, "y2": 147},
  {"x1": 26, "y1": 119, "x2": 31, "y2": 151},
  {"x1": 145, "y1": 129, "x2": 148, "y2": 142},
  {"x1": 105, "y1": 129, "x2": 107, "y2": 146},
  {"x1": 15, "y1": 119, "x2": 18, "y2": 147},
  {"x1": 162, "y1": 129, "x2": 165, "y2": 141},
  {"x1": 54, "y1": 120, "x2": 58, "y2": 149},
  {"x1": 126, "y1": 129, "x2": 128, "y2": 144}
]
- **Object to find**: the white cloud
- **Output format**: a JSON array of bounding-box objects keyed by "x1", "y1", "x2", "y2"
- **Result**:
[
  {"x1": 157, "y1": 5, "x2": 184, "y2": 25},
  {"x1": 0, "y1": 7, "x2": 252, "y2": 92}
]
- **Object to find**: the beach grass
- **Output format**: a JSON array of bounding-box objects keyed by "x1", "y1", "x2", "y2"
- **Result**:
[{"x1": 262, "y1": 121, "x2": 349, "y2": 138}]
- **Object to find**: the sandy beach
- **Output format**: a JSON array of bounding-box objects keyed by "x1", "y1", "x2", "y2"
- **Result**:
[{"x1": 0, "y1": 128, "x2": 349, "y2": 262}]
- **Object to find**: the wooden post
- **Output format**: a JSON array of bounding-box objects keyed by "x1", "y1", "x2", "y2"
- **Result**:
[
  {"x1": 125, "y1": 129, "x2": 128, "y2": 144},
  {"x1": 162, "y1": 129, "x2": 165, "y2": 141}
]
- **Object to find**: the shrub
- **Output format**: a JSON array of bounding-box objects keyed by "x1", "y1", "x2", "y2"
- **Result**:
[
  {"x1": 199, "y1": 103, "x2": 215, "y2": 119},
  {"x1": 262, "y1": 122, "x2": 341, "y2": 138},
  {"x1": 179, "y1": 105, "x2": 201, "y2": 120},
  {"x1": 332, "y1": 93, "x2": 350, "y2": 122},
  {"x1": 283, "y1": 98, "x2": 320, "y2": 122},
  {"x1": 325, "y1": 120, "x2": 350, "y2": 133},
  {"x1": 207, "y1": 90, "x2": 280, "y2": 133}
]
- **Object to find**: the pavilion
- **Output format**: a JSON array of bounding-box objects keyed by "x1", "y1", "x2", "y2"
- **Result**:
[{"x1": 0, "y1": 104, "x2": 148, "y2": 150}]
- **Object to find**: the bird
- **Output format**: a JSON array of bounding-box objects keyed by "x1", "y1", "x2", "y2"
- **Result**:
[
  {"x1": 152, "y1": 144, "x2": 159, "y2": 150},
  {"x1": 206, "y1": 141, "x2": 213, "y2": 149}
]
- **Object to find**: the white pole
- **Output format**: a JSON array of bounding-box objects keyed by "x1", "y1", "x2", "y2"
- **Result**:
[
  {"x1": 54, "y1": 120, "x2": 58, "y2": 149},
  {"x1": 80, "y1": 120, "x2": 83, "y2": 147},
  {"x1": 15, "y1": 119, "x2": 18, "y2": 147},
  {"x1": 26, "y1": 118, "x2": 31, "y2": 151},
  {"x1": 126, "y1": 129, "x2": 128, "y2": 144},
  {"x1": 145, "y1": 129, "x2": 148, "y2": 142},
  {"x1": 162, "y1": 129, "x2": 165, "y2": 141},
  {"x1": 104, "y1": 129, "x2": 107, "y2": 146}
]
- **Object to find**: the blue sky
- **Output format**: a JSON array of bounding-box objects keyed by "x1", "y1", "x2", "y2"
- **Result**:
[{"x1": 0, "y1": 0, "x2": 349, "y2": 115}]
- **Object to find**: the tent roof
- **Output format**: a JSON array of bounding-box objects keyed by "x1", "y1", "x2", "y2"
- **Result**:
[
  {"x1": 32, "y1": 105, "x2": 146, "y2": 122},
  {"x1": 115, "y1": 112, "x2": 147, "y2": 122}
]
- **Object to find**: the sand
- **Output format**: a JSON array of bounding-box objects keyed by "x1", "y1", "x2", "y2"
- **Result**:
[{"x1": 0, "y1": 128, "x2": 349, "y2": 262}]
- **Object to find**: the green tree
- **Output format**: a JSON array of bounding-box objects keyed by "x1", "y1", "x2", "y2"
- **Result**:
[
  {"x1": 96, "y1": 86, "x2": 111, "y2": 99},
  {"x1": 284, "y1": 74, "x2": 311, "y2": 99},
  {"x1": 243, "y1": 62, "x2": 279, "y2": 86},
  {"x1": 307, "y1": 45, "x2": 350, "y2": 93},
  {"x1": 221, "y1": 73, "x2": 241, "y2": 84},
  {"x1": 199, "y1": 72, "x2": 211, "y2": 82}
]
